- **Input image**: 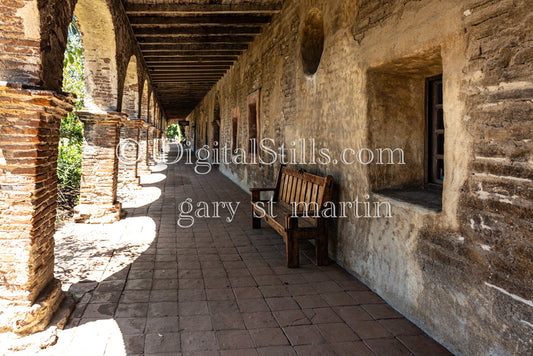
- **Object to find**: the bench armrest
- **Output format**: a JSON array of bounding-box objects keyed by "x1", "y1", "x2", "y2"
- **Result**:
[{"x1": 250, "y1": 187, "x2": 276, "y2": 201}]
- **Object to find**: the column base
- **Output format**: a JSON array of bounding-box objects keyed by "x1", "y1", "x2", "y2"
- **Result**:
[
  {"x1": 119, "y1": 177, "x2": 142, "y2": 191},
  {"x1": 0, "y1": 279, "x2": 64, "y2": 336},
  {"x1": 137, "y1": 167, "x2": 151, "y2": 176},
  {"x1": 73, "y1": 202, "x2": 122, "y2": 224}
]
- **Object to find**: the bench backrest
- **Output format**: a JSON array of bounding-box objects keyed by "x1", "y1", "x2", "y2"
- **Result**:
[{"x1": 274, "y1": 166, "x2": 334, "y2": 215}]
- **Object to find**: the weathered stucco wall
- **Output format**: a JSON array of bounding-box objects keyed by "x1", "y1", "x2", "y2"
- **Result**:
[{"x1": 187, "y1": 0, "x2": 533, "y2": 354}]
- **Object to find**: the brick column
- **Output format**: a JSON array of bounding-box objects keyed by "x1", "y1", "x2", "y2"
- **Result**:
[
  {"x1": 156, "y1": 129, "x2": 162, "y2": 156},
  {"x1": 74, "y1": 111, "x2": 126, "y2": 224},
  {"x1": 137, "y1": 123, "x2": 151, "y2": 176},
  {"x1": 118, "y1": 117, "x2": 143, "y2": 190},
  {"x1": 147, "y1": 126, "x2": 156, "y2": 166},
  {"x1": 0, "y1": 83, "x2": 73, "y2": 335}
]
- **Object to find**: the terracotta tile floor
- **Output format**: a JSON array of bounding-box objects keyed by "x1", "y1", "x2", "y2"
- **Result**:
[{"x1": 46, "y1": 149, "x2": 452, "y2": 356}]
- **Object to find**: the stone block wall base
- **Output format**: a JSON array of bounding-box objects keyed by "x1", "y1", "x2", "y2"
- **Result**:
[
  {"x1": 73, "y1": 203, "x2": 122, "y2": 224},
  {"x1": 0, "y1": 279, "x2": 64, "y2": 335}
]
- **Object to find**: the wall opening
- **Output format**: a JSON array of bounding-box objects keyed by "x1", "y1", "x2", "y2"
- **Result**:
[
  {"x1": 74, "y1": 0, "x2": 118, "y2": 111},
  {"x1": 57, "y1": 18, "x2": 86, "y2": 223},
  {"x1": 231, "y1": 107, "x2": 239, "y2": 154},
  {"x1": 301, "y1": 8, "x2": 324, "y2": 75},
  {"x1": 247, "y1": 90, "x2": 260, "y2": 154},
  {"x1": 213, "y1": 98, "x2": 221, "y2": 147},
  {"x1": 367, "y1": 48, "x2": 443, "y2": 210}
]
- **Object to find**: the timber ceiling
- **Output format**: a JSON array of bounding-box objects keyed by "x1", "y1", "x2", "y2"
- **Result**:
[{"x1": 122, "y1": 0, "x2": 283, "y2": 120}]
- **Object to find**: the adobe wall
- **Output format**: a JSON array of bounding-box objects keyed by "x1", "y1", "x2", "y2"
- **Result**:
[{"x1": 188, "y1": 0, "x2": 533, "y2": 354}]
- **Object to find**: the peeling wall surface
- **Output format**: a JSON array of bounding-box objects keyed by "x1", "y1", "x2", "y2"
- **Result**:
[{"x1": 188, "y1": 0, "x2": 533, "y2": 354}]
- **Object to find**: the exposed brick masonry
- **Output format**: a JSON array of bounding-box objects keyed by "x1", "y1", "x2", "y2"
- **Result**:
[
  {"x1": 137, "y1": 123, "x2": 151, "y2": 175},
  {"x1": 118, "y1": 117, "x2": 143, "y2": 190},
  {"x1": 0, "y1": 82, "x2": 73, "y2": 334},
  {"x1": 74, "y1": 111, "x2": 125, "y2": 224}
]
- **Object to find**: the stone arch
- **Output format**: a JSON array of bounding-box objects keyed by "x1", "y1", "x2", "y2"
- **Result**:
[
  {"x1": 74, "y1": 0, "x2": 118, "y2": 111},
  {"x1": 40, "y1": 0, "x2": 77, "y2": 90},
  {"x1": 141, "y1": 80, "x2": 149, "y2": 122},
  {"x1": 121, "y1": 55, "x2": 139, "y2": 117},
  {"x1": 1, "y1": 0, "x2": 77, "y2": 90}
]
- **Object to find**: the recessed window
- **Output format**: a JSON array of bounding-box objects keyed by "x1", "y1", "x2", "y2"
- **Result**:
[
  {"x1": 367, "y1": 48, "x2": 444, "y2": 211},
  {"x1": 301, "y1": 8, "x2": 324, "y2": 75},
  {"x1": 247, "y1": 90, "x2": 260, "y2": 154}
]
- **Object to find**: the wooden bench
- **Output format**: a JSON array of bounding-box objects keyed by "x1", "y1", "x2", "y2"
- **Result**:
[{"x1": 250, "y1": 166, "x2": 334, "y2": 268}]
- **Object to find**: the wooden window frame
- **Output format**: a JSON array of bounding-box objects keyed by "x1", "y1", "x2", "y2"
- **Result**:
[{"x1": 425, "y1": 74, "x2": 444, "y2": 186}]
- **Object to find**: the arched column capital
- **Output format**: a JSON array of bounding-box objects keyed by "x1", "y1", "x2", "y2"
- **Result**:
[
  {"x1": 77, "y1": 110, "x2": 127, "y2": 125},
  {"x1": 123, "y1": 116, "x2": 144, "y2": 128}
]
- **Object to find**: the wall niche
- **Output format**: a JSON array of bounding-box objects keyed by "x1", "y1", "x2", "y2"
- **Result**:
[{"x1": 300, "y1": 8, "x2": 324, "y2": 75}]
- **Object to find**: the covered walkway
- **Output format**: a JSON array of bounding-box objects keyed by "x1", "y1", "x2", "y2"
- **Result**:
[
  {"x1": 40, "y1": 147, "x2": 450, "y2": 355},
  {"x1": 1, "y1": 1, "x2": 531, "y2": 354}
]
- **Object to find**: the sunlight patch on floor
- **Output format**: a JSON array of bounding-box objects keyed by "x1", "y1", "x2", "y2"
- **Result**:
[
  {"x1": 118, "y1": 186, "x2": 162, "y2": 208},
  {"x1": 54, "y1": 216, "x2": 157, "y2": 289}
]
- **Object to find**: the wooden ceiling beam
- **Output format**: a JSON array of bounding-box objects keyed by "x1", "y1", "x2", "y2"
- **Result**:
[
  {"x1": 153, "y1": 77, "x2": 220, "y2": 80},
  {"x1": 152, "y1": 72, "x2": 226, "y2": 76},
  {"x1": 129, "y1": 14, "x2": 272, "y2": 26},
  {"x1": 125, "y1": 3, "x2": 283, "y2": 15},
  {"x1": 152, "y1": 79, "x2": 222, "y2": 82},
  {"x1": 146, "y1": 60, "x2": 235, "y2": 66},
  {"x1": 158, "y1": 87, "x2": 206, "y2": 90},
  {"x1": 137, "y1": 35, "x2": 255, "y2": 44},
  {"x1": 154, "y1": 83, "x2": 214, "y2": 87},
  {"x1": 150, "y1": 69, "x2": 229, "y2": 74},
  {"x1": 153, "y1": 81, "x2": 221, "y2": 84},
  {"x1": 144, "y1": 51, "x2": 240, "y2": 58},
  {"x1": 140, "y1": 43, "x2": 248, "y2": 51},
  {"x1": 125, "y1": 2, "x2": 282, "y2": 120},
  {"x1": 133, "y1": 26, "x2": 262, "y2": 36},
  {"x1": 148, "y1": 65, "x2": 231, "y2": 69}
]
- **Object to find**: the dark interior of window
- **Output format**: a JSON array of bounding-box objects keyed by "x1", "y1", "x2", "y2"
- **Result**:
[{"x1": 427, "y1": 75, "x2": 444, "y2": 186}]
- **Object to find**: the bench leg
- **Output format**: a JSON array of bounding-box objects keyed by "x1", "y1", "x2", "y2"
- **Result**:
[
  {"x1": 315, "y1": 236, "x2": 329, "y2": 266},
  {"x1": 286, "y1": 234, "x2": 299, "y2": 268},
  {"x1": 252, "y1": 216, "x2": 261, "y2": 229}
]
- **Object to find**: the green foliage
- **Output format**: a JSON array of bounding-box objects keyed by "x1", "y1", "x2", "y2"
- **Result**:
[
  {"x1": 58, "y1": 18, "x2": 85, "y2": 188},
  {"x1": 167, "y1": 123, "x2": 183, "y2": 141},
  {"x1": 57, "y1": 138, "x2": 83, "y2": 187}
]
